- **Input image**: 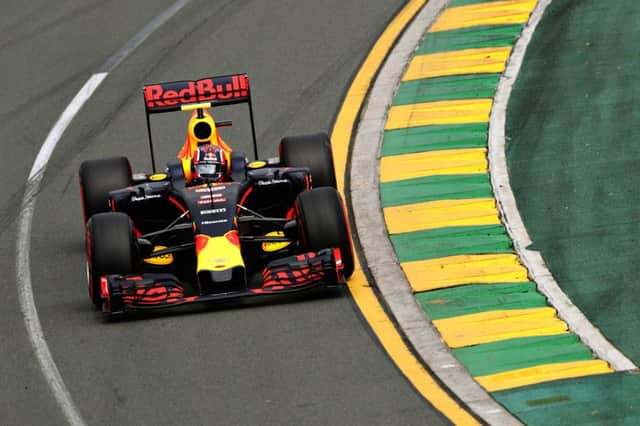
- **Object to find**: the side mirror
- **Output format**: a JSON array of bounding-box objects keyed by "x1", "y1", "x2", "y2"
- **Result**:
[
  {"x1": 283, "y1": 219, "x2": 298, "y2": 241},
  {"x1": 136, "y1": 238, "x2": 154, "y2": 260}
]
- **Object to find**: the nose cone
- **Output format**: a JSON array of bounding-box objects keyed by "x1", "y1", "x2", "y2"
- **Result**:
[
  {"x1": 195, "y1": 232, "x2": 243, "y2": 273},
  {"x1": 195, "y1": 232, "x2": 246, "y2": 294}
]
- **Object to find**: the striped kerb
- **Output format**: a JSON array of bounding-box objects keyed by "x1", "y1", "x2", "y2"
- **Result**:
[
  {"x1": 379, "y1": 0, "x2": 613, "y2": 394},
  {"x1": 385, "y1": 99, "x2": 493, "y2": 129},
  {"x1": 380, "y1": 148, "x2": 488, "y2": 182},
  {"x1": 402, "y1": 47, "x2": 511, "y2": 80},
  {"x1": 431, "y1": 0, "x2": 538, "y2": 32}
]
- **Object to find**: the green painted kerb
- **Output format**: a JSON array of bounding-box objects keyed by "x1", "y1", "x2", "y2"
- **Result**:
[
  {"x1": 381, "y1": 174, "x2": 492, "y2": 207},
  {"x1": 393, "y1": 74, "x2": 500, "y2": 105},
  {"x1": 382, "y1": 123, "x2": 487, "y2": 156},
  {"x1": 417, "y1": 282, "x2": 541, "y2": 320},
  {"x1": 453, "y1": 334, "x2": 594, "y2": 377},
  {"x1": 390, "y1": 224, "x2": 513, "y2": 261},
  {"x1": 418, "y1": 24, "x2": 524, "y2": 54}
]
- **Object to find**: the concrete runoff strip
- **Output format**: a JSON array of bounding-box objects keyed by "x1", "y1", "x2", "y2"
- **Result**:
[
  {"x1": 349, "y1": 0, "x2": 520, "y2": 423},
  {"x1": 486, "y1": 0, "x2": 637, "y2": 372}
]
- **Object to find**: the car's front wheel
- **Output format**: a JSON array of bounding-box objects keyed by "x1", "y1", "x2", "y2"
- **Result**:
[
  {"x1": 79, "y1": 156, "x2": 132, "y2": 223},
  {"x1": 86, "y1": 212, "x2": 137, "y2": 308},
  {"x1": 295, "y1": 187, "x2": 354, "y2": 278}
]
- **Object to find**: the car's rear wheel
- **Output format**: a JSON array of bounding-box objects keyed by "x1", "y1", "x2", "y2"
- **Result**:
[
  {"x1": 295, "y1": 187, "x2": 354, "y2": 278},
  {"x1": 79, "y1": 157, "x2": 132, "y2": 222},
  {"x1": 86, "y1": 212, "x2": 137, "y2": 308},
  {"x1": 279, "y1": 132, "x2": 337, "y2": 188}
]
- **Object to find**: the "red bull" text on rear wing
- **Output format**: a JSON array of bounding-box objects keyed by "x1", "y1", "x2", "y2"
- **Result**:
[
  {"x1": 143, "y1": 73, "x2": 259, "y2": 170},
  {"x1": 144, "y1": 74, "x2": 250, "y2": 113}
]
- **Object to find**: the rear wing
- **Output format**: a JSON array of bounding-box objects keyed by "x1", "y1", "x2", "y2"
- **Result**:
[{"x1": 143, "y1": 74, "x2": 259, "y2": 171}]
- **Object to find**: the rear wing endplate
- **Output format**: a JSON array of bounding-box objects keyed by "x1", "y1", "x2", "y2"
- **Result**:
[{"x1": 143, "y1": 74, "x2": 259, "y2": 171}]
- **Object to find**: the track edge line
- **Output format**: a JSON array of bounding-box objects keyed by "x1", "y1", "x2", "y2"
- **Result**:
[{"x1": 15, "y1": 2, "x2": 193, "y2": 424}]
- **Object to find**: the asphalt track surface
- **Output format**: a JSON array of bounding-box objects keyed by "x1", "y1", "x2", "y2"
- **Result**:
[{"x1": 0, "y1": 1, "x2": 450, "y2": 425}]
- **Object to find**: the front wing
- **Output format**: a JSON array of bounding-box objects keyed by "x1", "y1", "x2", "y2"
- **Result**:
[{"x1": 100, "y1": 248, "x2": 344, "y2": 315}]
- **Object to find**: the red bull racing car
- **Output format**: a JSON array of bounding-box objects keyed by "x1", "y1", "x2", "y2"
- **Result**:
[{"x1": 79, "y1": 73, "x2": 354, "y2": 316}]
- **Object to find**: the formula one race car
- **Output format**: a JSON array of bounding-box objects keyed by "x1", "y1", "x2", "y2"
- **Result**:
[{"x1": 79, "y1": 73, "x2": 354, "y2": 316}]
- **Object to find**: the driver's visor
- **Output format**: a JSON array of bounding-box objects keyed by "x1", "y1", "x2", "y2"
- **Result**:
[{"x1": 195, "y1": 163, "x2": 220, "y2": 177}]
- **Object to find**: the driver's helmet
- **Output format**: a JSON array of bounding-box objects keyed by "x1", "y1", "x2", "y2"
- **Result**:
[{"x1": 191, "y1": 144, "x2": 228, "y2": 182}]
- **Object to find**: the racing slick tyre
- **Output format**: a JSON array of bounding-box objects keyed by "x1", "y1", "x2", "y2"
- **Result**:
[
  {"x1": 79, "y1": 156, "x2": 132, "y2": 222},
  {"x1": 86, "y1": 212, "x2": 137, "y2": 308},
  {"x1": 279, "y1": 132, "x2": 337, "y2": 188},
  {"x1": 295, "y1": 187, "x2": 354, "y2": 279}
]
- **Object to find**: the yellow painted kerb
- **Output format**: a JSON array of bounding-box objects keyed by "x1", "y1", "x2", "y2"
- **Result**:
[
  {"x1": 330, "y1": 0, "x2": 479, "y2": 424},
  {"x1": 430, "y1": 0, "x2": 537, "y2": 32},
  {"x1": 402, "y1": 253, "x2": 529, "y2": 292},
  {"x1": 384, "y1": 197, "x2": 501, "y2": 234},
  {"x1": 433, "y1": 307, "x2": 568, "y2": 348},
  {"x1": 380, "y1": 147, "x2": 488, "y2": 183},
  {"x1": 403, "y1": 46, "x2": 512, "y2": 81},
  {"x1": 386, "y1": 98, "x2": 493, "y2": 130},
  {"x1": 476, "y1": 359, "x2": 612, "y2": 392}
]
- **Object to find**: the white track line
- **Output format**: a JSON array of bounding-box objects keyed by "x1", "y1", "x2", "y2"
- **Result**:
[
  {"x1": 15, "y1": 1, "x2": 192, "y2": 425},
  {"x1": 27, "y1": 74, "x2": 107, "y2": 180},
  {"x1": 488, "y1": 0, "x2": 637, "y2": 371}
]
